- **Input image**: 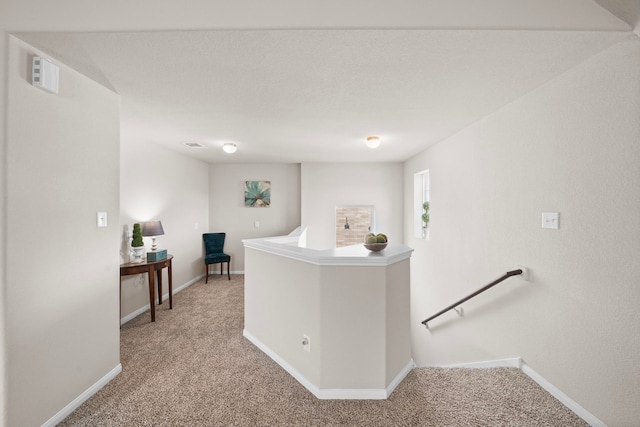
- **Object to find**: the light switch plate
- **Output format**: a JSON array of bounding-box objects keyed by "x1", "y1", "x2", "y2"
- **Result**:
[
  {"x1": 97, "y1": 211, "x2": 108, "y2": 228},
  {"x1": 542, "y1": 212, "x2": 559, "y2": 229}
]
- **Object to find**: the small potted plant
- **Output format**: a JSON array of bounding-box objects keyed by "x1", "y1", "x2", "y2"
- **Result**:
[
  {"x1": 131, "y1": 223, "x2": 145, "y2": 262},
  {"x1": 422, "y1": 201, "x2": 430, "y2": 238}
]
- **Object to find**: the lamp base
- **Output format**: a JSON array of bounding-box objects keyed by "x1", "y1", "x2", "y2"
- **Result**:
[{"x1": 150, "y1": 236, "x2": 158, "y2": 251}]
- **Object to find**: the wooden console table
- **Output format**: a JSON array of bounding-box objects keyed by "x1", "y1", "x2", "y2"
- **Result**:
[{"x1": 120, "y1": 255, "x2": 173, "y2": 323}]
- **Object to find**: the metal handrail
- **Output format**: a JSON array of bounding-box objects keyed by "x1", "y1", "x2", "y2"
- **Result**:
[{"x1": 421, "y1": 269, "x2": 523, "y2": 327}]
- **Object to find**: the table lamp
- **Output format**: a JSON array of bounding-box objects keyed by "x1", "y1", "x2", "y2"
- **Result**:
[{"x1": 141, "y1": 220, "x2": 164, "y2": 251}]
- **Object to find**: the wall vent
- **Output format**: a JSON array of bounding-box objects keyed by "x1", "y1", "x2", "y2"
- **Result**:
[
  {"x1": 32, "y1": 56, "x2": 59, "y2": 94},
  {"x1": 185, "y1": 142, "x2": 204, "y2": 148}
]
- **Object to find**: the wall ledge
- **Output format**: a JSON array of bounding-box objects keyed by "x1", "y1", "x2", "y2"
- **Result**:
[{"x1": 243, "y1": 236, "x2": 413, "y2": 267}]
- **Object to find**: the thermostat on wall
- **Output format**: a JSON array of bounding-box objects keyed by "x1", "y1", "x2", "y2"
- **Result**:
[{"x1": 32, "y1": 56, "x2": 59, "y2": 94}]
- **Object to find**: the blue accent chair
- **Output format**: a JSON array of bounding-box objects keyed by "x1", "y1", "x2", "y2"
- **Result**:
[{"x1": 203, "y1": 233, "x2": 231, "y2": 282}]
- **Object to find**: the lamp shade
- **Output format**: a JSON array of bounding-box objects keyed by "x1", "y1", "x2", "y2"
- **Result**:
[{"x1": 141, "y1": 220, "x2": 164, "y2": 237}]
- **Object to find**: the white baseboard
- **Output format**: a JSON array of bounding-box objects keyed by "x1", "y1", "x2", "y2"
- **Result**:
[
  {"x1": 120, "y1": 274, "x2": 204, "y2": 325},
  {"x1": 205, "y1": 270, "x2": 244, "y2": 276},
  {"x1": 435, "y1": 357, "x2": 522, "y2": 369},
  {"x1": 386, "y1": 359, "x2": 416, "y2": 397},
  {"x1": 173, "y1": 274, "x2": 205, "y2": 293},
  {"x1": 243, "y1": 329, "x2": 412, "y2": 400},
  {"x1": 520, "y1": 362, "x2": 606, "y2": 427},
  {"x1": 316, "y1": 360, "x2": 415, "y2": 400},
  {"x1": 42, "y1": 364, "x2": 122, "y2": 427},
  {"x1": 428, "y1": 357, "x2": 605, "y2": 426}
]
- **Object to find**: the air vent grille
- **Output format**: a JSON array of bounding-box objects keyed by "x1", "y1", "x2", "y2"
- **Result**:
[{"x1": 185, "y1": 142, "x2": 204, "y2": 148}]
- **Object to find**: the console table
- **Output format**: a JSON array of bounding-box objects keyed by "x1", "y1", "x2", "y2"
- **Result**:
[{"x1": 120, "y1": 255, "x2": 173, "y2": 323}]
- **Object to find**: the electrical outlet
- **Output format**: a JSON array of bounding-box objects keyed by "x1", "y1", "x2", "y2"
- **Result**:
[{"x1": 302, "y1": 334, "x2": 310, "y2": 352}]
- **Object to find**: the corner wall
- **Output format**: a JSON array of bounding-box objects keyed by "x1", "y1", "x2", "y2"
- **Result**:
[
  {"x1": 404, "y1": 36, "x2": 640, "y2": 425},
  {"x1": 0, "y1": 30, "x2": 8, "y2": 427},
  {"x1": 301, "y1": 162, "x2": 403, "y2": 250},
  {"x1": 208, "y1": 163, "x2": 301, "y2": 272},
  {"x1": 5, "y1": 37, "x2": 121, "y2": 426},
  {"x1": 120, "y1": 140, "x2": 209, "y2": 319}
]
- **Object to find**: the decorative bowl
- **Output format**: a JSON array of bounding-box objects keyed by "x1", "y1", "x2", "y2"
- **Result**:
[{"x1": 363, "y1": 243, "x2": 387, "y2": 252}]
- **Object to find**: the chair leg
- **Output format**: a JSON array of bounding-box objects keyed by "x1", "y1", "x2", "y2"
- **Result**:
[
  {"x1": 205, "y1": 263, "x2": 208, "y2": 284},
  {"x1": 227, "y1": 260, "x2": 230, "y2": 280}
]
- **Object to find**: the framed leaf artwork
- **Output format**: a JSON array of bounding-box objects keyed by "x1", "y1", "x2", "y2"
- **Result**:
[{"x1": 245, "y1": 181, "x2": 271, "y2": 207}]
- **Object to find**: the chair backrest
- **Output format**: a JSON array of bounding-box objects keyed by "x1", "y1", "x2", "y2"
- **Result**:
[{"x1": 203, "y1": 233, "x2": 226, "y2": 254}]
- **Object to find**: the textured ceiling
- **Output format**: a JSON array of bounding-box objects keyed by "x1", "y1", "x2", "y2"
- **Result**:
[{"x1": 13, "y1": 1, "x2": 636, "y2": 164}]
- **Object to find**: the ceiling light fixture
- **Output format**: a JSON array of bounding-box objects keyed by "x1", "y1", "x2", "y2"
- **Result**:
[
  {"x1": 366, "y1": 135, "x2": 381, "y2": 149},
  {"x1": 222, "y1": 142, "x2": 237, "y2": 154}
]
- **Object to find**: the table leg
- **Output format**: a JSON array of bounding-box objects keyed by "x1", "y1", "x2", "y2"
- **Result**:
[
  {"x1": 168, "y1": 259, "x2": 173, "y2": 309},
  {"x1": 157, "y1": 268, "x2": 163, "y2": 305},
  {"x1": 148, "y1": 265, "x2": 156, "y2": 322}
]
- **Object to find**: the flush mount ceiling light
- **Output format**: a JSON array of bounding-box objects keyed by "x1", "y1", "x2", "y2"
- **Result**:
[
  {"x1": 222, "y1": 142, "x2": 237, "y2": 154},
  {"x1": 366, "y1": 136, "x2": 381, "y2": 149}
]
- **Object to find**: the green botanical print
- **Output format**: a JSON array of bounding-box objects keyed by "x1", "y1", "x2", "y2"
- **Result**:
[{"x1": 245, "y1": 181, "x2": 271, "y2": 207}]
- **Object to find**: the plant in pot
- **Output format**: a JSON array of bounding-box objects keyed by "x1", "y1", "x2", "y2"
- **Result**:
[
  {"x1": 422, "y1": 201, "x2": 430, "y2": 238},
  {"x1": 131, "y1": 223, "x2": 145, "y2": 262}
]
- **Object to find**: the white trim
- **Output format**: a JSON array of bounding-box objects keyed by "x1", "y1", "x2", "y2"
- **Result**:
[
  {"x1": 434, "y1": 357, "x2": 522, "y2": 369},
  {"x1": 120, "y1": 274, "x2": 204, "y2": 325},
  {"x1": 521, "y1": 362, "x2": 606, "y2": 427},
  {"x1": 427, "y1": 357, "x2": 605, "y2": 426},
  {"x1": 243, "y1": 329, "x2": 321, "y2": 397},
  {"x1": 386, "y1": 359, "x2": 416, "y2": 396},
  {"x1": 120, "y1": 304, "x2": 151, "y2": 325},
  {"x1": 316, "y1": 388, "x2": 388, "y2": 400},
  {"x1": 41, "y1": 364, "x2": 122, "y2": 427},
  {"x1": 172, "y1": 274, "x2": 204, "y2": 294},
  {"x1": 243, "y1": 237, "x2": 413, "y2": 267},
  {"x1": 205, "y1": 270, "x2": 245, "y2": 276},
  {"x1": 243, "y1": 329, "x2": 413, "y2": 400}
]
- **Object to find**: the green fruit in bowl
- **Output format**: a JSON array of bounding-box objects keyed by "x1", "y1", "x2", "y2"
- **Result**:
[
  {"x1": 376, "y1": 235, "x2": 386, "y2": 243},
  {"x1": 365, "y1": 235, "x2": 378, "y2": 244}
]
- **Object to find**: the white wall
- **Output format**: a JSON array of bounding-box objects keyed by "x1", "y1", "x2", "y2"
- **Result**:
[
  {"x1": 208, "y1": 163, "x2": 301, "y2": 272},
  {"x1": 404, "y1": 36, "x2": 640, "y2": 426},
  {"x1": 120, "y1": 140, "x2": 209, "y2": 319},
  {"x1": 5, "y1": 37, "x2": 121, "y2": 427},
  {"x1": 244, "y1": 244, "x2": 411, "y2": 395},
  {"x1": 301, "y1": 162, "x2": 404, "y2": 250},
  {"x1": 0, "y1": 30, "x2": 8, "y2": 427}
]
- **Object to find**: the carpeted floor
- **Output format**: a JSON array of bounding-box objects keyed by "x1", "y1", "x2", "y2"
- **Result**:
[{"x1": 59, "y1": 275, "x2": 586, "y2": 426}]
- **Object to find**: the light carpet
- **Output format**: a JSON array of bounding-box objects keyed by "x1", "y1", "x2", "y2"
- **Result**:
[{"x1": 59, "y1": 275, "x2": 586, "y2": 426}]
